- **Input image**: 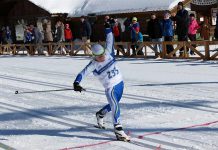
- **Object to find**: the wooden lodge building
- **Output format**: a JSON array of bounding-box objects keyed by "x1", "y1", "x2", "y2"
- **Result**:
[
  {"x1": 69, "y1": 0, "x2": 218, "y2": 41},
  {"x1": 0, "y1": 0, "x2": 68, "y2": 43},
  {"x1": 0, "y1": 0, "x2": 217, "y2": 43},
  {"x1": 0, "y1": 0, "x2": 51, "y2": 42}
]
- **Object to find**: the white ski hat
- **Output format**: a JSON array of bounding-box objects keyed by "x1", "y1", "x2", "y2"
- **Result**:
[{"x1": 91, "y1": 44, "x2": 105, "y2": 56}]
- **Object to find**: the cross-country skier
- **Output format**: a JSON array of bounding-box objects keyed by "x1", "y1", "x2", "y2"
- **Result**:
[{"x1": 73, "y1": 27, "x2": 130, "y2": 142}]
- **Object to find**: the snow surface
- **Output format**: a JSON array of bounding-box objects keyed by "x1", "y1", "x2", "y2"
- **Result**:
[
  {"x1": 0, "y1": 56, "x2": 218, "y2": 150},
  {"x1": 70, "y1": 0, "x2": 184, "y2": 17}
]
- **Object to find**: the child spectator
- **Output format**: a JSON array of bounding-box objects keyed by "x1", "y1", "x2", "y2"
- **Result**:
[
  {"x1": 188, "y1": 13, "x2": 200, "y2": 55},
  {"x1": 129, "y1": 17, "x2": 140, "y2": 56},
  {"x1": 162, "y1": 12, "x2": 174, "y2": 56}
]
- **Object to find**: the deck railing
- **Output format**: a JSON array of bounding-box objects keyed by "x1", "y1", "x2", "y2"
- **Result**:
[{"x1": 0, "y1": 41, "x2": 218, "y2": 60}]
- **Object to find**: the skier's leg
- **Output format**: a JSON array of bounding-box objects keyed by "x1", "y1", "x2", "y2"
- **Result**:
[
  {"x1": 105, "y1": 81, "x2": 123, "y2": 125},
  {"x1": 96, "y1": 104, "x2": 110, "y2": 128},
  {"x1": 106, "y1": 81, "x2": 129, "y2": 141}
]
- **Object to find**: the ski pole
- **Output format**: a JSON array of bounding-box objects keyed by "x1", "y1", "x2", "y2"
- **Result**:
[{"x1": 14, "y1": 88, "x2": 74, "y2": 94}]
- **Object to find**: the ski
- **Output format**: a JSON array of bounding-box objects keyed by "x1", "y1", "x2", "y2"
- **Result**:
[
  {"x1": 93, "y1": 124, "x2": 131, "y2": 142},
  {"x1": 93, "y1": 125, "x2": 106, "y2": 129}
]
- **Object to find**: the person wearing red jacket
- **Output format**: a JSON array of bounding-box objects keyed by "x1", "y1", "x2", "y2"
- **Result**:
[
  {"x1": 64, "y1": 24, "x2": 73, "y2": 42},
  {"x1": 64, "y1": 24, "x2": 73, "y2": 52}
]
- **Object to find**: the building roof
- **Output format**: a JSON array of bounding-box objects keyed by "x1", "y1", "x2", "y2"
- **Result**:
[
  {"x1": 68, "y1": 0, "x2": 185, "y2": 17},
  {"x1": 0, "y1": 0, "x2": 50, "y2": 18},
  {"x1": 29, "y1": 0, "x2": 86, "y2": 14},
  {"x1": 0, "y1": 0, "x2": 19, "y2": 16}
]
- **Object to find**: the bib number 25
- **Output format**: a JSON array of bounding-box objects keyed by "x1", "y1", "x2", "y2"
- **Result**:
[{"x1": 107, "y1": 67, "x2": 119, "y2": 79}]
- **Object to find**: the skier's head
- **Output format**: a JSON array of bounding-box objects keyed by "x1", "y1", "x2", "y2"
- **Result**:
[{"x1": 91, "y1": 44, "x2": 106, "y2": 62}]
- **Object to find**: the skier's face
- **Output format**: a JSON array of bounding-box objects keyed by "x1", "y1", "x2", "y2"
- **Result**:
[{"x1": 95, "y1": 54, "x2": 106, "y2": 62}]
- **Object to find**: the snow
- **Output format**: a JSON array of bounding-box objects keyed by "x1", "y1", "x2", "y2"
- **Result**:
[
  {"x1": 69, "y1": 0, "x2": 185, "y2": 17},
  {"x1": 28, "y1": 0, "x2": 185, "y2": 17},
  {"x1": 0, "y1": 56, "x2": 218, "y2": 150},
  {"x1": 29, "y1": 0, "x2": 86, "y2": 14}
]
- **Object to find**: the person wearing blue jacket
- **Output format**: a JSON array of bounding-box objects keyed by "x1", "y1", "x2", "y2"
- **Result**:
[
  {"x1": 135, "y1": 31, "x2": 144, "y2": 55},
  {"x1": 129, "y1": 17, "x2": 140, "y2": 56},
  {"x1": 162, "y1": 12, "x2": 174, "y2": 55}
]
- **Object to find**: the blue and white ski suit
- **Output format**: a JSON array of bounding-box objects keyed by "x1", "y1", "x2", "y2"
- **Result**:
[{"x1": 74, "y1": 28, "x2": 123, "y2": 125}]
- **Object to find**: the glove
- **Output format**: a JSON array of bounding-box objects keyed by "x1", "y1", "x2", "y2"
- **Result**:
[{"x1": 73, "y1": 82, "x2": 85, "y2": 92}]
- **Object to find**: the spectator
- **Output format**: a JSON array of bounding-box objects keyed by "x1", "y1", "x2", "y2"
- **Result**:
[
  {"x1": 54, "y1": 21, "x2": 65, "y2": 43},
  {"x1": 30, "y1": 24, "x2": 43, "y2": 44},
  {"x1": 24, "y1": 25, "x2": 33, "y2": 44},
  {"x1": 200, "y1": 18, "x2": 210, "y2": 40},
  {"x1": 1, "y1": 26, "x2": 7, "y2": 44},
  {"x1": 104, "y1": 15, "x2": 115, "y2": 29},
  {"x1": 64, "y1": 23, "x2": 73, "y2": 51},
  {"x1": 123, "y1": 18, "x2": 132, "y2": 42},
  {"x1": 188, "y1": 13, "x2": 200, "y2": 55},
  {"x1": 147, "y1": 14, "x2": 163, "y2": 57},
  {"x1": 162, "y1": 12, "x2": 174, "y2": 55},
  {"x1": 129, "y1": 17, "x2": 140, "y2": 56},
  {"x1": 135, "y1": 31, "x2": 144, "y2": 55},
  {"x1": 64, "y1": 24, "x2": 73, "y2": 42},
  {"x1": 43, "y1": 19, "x2": 53, "y2": 43},
  {"x1": 24, "y1": 25, "x2": 33, "y2": 55},
  {"x1": 171, "y1": 1, "x2": 189, "y2": 57},
  {"x1": 54, "y1": 21, "x2": 66, "y2": 54},
  {"x1": 30, "y1": 24, "x2": 43, "y2": 55},
  {"x1": 80, "y1": 16, "x2": 92, "y2": 54},
  {"x1": 6, "y1": 26, "x2": 13, "y2": 44},
  {"x1": 113, "y1": 18, "x2": 124, "y2": 56},
  {"x1": 215, "y1": 13, "x2": 218, "y2": 40}
]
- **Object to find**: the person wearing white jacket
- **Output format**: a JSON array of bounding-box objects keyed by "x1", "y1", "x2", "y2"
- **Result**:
[{"x1": 73, "y1": 28, "x2": 130, "y2": 142}]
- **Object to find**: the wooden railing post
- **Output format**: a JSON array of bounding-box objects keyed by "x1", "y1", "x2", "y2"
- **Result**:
[
  {"x1": 183, "y1": 41, "x2": 188, "y2": 58},
  {"x1": 204, "y1": 41, "x2": 210, "y2": 60},
  {"x1": 144, "y1": 44, "x2": 147, "y2": 58},
  {"x1": 0, "y1": 44, "x2": 2, "y2": 54},
  {"x1": 162, "y1": 41, "x2": 166, "y2": 58}
]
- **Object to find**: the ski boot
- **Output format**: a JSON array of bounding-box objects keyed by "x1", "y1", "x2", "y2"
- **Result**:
[
  {"x1": 114, "y1": 124, "x2": 130, "y2": 142},
  {"x1": 95, "y1": 111, "x2": 105, "y2": 129}
]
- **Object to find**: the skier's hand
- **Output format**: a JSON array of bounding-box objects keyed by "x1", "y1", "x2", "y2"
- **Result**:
[{"x1": 73, "y1": 82, "x2": 85, "y2": 92}]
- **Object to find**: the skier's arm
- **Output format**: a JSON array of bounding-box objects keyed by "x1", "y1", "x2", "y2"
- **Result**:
[
  {"x1": 74, "y1": 61, "x2": 95, "y2": 92},
  {"x1": 74, "y1": 61, "x2": 95, "y2": 84},
  {"x1": 105, "y1": 28, "x2": 114, "y2": 56}
]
